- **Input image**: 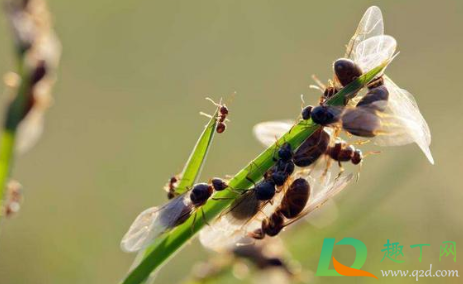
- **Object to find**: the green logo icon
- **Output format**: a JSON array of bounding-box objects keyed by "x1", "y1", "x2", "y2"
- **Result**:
[{"x1": 316, "y1": 238, "x2": 377, "y2": 279}]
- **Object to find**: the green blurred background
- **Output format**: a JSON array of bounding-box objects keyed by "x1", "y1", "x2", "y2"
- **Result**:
[{"x1": 0, "y1": 0, "x2": 462, "y2": 283}]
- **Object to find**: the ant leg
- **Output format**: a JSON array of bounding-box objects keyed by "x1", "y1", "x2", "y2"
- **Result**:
[
  {"x1": 322, "y1": 157, "x2": 333, "y2": 180},
  {"x1": 356, "y1": 162, "x2": 363, "y2": 182},
  {"x1": 271, "y1": 141, "x2": 280, "y2": 162},
  {"x1": 352, "y1": 139, "x2": 370, "y2": 145},
  {"x1": 245, "y1": 162, "x2": 265, "y2": 185},
  {"x1": 336, "y1": 161, "x2": 345, "y2": 180},
  {"x1": 245, "y1": 176, "x2": 256, "y2": 186},
  {"x1": 364, "y1": 150, "x2": 381, "y2": 158},
  {"x1": 201, "y1": 208, "x2": 210, "y2": 227},
  {"x1": 366, "y1": 77, "x2": 384, "y2": 89},
  {"x1": 312, "y1": 74, "x2": 326, "y2": 90},
  {"x1": 227, "y1": 186, "x2": 247, "y2": 195},
  {"x1": 191, "y1": 212, "x2": 198, "y2": 235},
  {"x1": 310, "y1": 84, "x2": 324, "y2": 94},
  {"x1": 212, "y1": 197, "x2": 235, "y2": 201}
]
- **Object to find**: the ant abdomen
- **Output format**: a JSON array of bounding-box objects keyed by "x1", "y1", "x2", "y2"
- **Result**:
[
  {"x1": 261, "y1": 212, "x2": 284, "y2": 237},
  {"x1": 293, "y1": 128, "x2": 330, "y2": 167},
  {"x1": 278, "y1": 178, "x2": 310, "y2": 219}
]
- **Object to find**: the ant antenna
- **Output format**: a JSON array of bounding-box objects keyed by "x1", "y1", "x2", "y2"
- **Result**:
[
  {"x1": 205, "y1": 97, "x2": 221, "y2": 107},
  {"x1": 311, "y1": 74, "x2": 326, "y2": 89},
  {"x1": 199, "y1": 111, "x2": 213, "y2": 119},
  {"x1": 299, "y1": 94, "x2": 307, "y2": 111}
]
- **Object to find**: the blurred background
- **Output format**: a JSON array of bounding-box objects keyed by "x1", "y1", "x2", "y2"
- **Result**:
[{"x1": 0, "y1": 0, "x2": 462, "y2": 283}]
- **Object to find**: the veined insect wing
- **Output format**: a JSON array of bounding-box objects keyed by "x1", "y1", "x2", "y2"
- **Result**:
[
  {"x1": 121, "y1": 194, "x2": 192, "y2": 252},
  {"x1": 252, "y1": 120, "x2": 293, "y2": 147},
  {"x1": 353, "y1": 35, "x2": 397, "y2": 73},
  {"x1": 376, "y1": 76, "x2": 433, "y2": 164},
  {"x1": 283, "y1": 173, "x2": 354, "y2": 227},
  {"x1": 121, "y1": 206, "x2": 163, "y2": 253},
  {"x1": 345, "y1": 6, "x2": 384, "y2": 59}
]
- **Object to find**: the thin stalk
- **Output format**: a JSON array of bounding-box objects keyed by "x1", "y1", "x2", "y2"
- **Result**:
[
  {"x1": 122, "y1": 62, "x2": 389, "y2": 284},
  {"x1": 0, "y1": 131, "x2": 16, "y2": 218},
  {"x1": 0, "y1": 56, "x2": 30, "y2": 221},
  {"x1": 175, "y1": 107, "x2": 219, "y2": 194}
]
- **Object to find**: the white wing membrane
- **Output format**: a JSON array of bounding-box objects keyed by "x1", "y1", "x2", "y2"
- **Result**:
[
  {"x1": 200, "y1": 168, "x2": 352, "y2": 251},
  {"x1": 354, "y1": 35, "x2": 396, "y2": 73},
  {"x1": 253, "y1": 120, "x2": 293, "y2": 147},
  {"x1": 377, "y1": 77, "x2": 433, "y2": 164},
  {"x1": 346, "y1": 6, "x2": 384, "y2": 58},
  {"x1": 121, "y1": 196, "x2": 192, "y2": 253},
  {"x1": 344, "y1": 6, "x2": 433, "y2": 164},
  {"x1": 200, "y1": 192, "x2": 283, "y2": 252},
  {"x1": 121, "y1": 206, "x2": 163, "y2": 253}
]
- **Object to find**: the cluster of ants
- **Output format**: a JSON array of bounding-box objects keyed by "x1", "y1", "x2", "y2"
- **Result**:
[
  {"x1": 157, "y1": 56, "x2": 388, "y2": 242},
  {"x1": 122, "y1": 55, "x2": 391, "y2": 254},
  {"x1": 121, "y1": 6, "x2": 433, "y2": 255}
]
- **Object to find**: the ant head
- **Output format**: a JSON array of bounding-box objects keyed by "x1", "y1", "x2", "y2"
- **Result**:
[
  {"x1": 211, "y1": 178, "x2": 227, "y2": 191},
  {"x1": 278, "y1": 143, "x2": 293, "y2": 162}
]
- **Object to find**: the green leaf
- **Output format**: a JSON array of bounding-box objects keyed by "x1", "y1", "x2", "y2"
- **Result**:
[
  {"x1": 126, "y1": 103, "x2": 220, "y2": 277},
  {"x1": 121, "y1": 61, "x2": 389, "y2": 284},
  {"x1": 175, "y1": 106, "x2": 219, "y2": 194}
]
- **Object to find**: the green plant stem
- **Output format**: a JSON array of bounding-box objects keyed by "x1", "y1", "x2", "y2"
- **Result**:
[
  {"x1": 135, "y1": 108, "x2": 219, "y2": 264},
  {"x1": 122, "y1": 62, "x2": 389, "y2": 284},
  {"x1": 175, "y1": 108, "x2": 219, "y2": 194},
  {"x1": 0, "y1": 131, "x2": 15, "y2": 218},
  {"x1": 0, "y1": 47, "x2": 30, "y2": 221}
]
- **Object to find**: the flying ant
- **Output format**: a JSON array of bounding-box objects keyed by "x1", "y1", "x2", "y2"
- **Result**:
[
  {"x1": 327, "y1": 140, "x2": 363, "y2": 166},
  {"x1": 121, "y1": 178, "x2": 231, "y2": 253},
  {"x1": 249, "y1": 178, "x2": 310, "y2": 239},
  {"x1": 248, "y1": 173, "x2": 353, "y2": 240}
]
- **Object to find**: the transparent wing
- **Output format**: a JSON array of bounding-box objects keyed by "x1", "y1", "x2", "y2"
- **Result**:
[
  {"x1": 292, "y1": 162, "x2": 342, "y2": 228},
  {"x1": 285, "y1": 173, "x2": 353, "y2": 227},
  {"x1": 338, "y1": 97, "x2": 433, "y2": 164},
  {"x1": 121, "y1": 206, "x2": 163, "y2": 253},
  {"x1": 305, "y1": 173, "x2": 353, "y2": 213},
  {"x1": 346, "y1": 6, "x2": 384, "y2": 58},
  {"x1": 121, "y1": 196, "x2": 192, "y2": 253},
  {"x1": 376, "y1": 76, "x2": 433, "y2": 164},
  {"x1": 200, "y1": 191, "x2": 284, "y2": 252},
  {"x1": 354, "y1": 35, "x2": 396, "y2": 73},
  {"x1": 253, "y1": 120, "x2": 293, "y2": 147}
]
